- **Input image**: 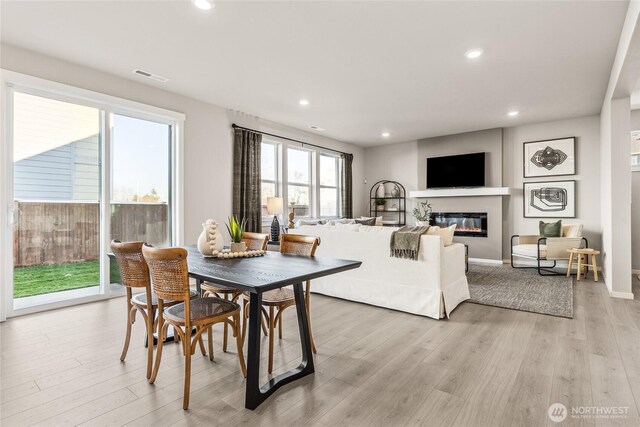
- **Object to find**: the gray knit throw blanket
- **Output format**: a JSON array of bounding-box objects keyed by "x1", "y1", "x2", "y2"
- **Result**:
[{"x1": 389, "y1": 225, "x2": 430, "y2": 260}]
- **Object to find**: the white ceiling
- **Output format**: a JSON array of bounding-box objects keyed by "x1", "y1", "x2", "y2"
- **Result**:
[{"x1": 0, "y1": 1, "x2": 629, "y2": 146}]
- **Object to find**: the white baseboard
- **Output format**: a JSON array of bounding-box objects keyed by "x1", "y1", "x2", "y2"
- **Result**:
[
  {"x1": 469, "y1": 258, "x2": 504, "y2": 266},
  {"x1": 609, "y1": 290, "x2": 635, "y2": 300}
]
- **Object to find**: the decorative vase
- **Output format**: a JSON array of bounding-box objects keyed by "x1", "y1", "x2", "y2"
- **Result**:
[
  {"x1": 376, "y1": 183, "x2": 385, "y2": 198},
  {"x1": 416, "y1": 220, "x2": 429, "y2": 227},
  {"x1": 230, "y1": 242, "x2": 246, "y2": 253},
  {"x1": 197, "y1": 219, "x2": 224, "y2": 257},
  {"x1": 391, "y1": 184, "x2": 400, "y2": 197}
]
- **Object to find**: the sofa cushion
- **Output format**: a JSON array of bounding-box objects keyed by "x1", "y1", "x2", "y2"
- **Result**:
[
  {"x1": 427, "y1": 224, "x2": 456, "y2": 246},
  {"x1": 355, "y1": 217, "x2": 376, "y2": 226},
  {"x1": 334, "y1": 223, "x2": 361, "y2": 232},
  {"x1": 562, "y1": 223, "x2": 583, "y2": 238},
  {"x1": 357, "y1": 216, "x2": 383, "y2": 226},
  {"x1": 512, "y1": 244, "x2": 547, "y2": 258},
  {"x1": 539, "y1": 220, "x2": 562, "y2": 238}
]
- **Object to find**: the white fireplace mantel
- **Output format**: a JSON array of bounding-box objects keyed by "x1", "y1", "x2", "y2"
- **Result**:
[{"x1": 409, "y1": 187, "x2": 511, "y2": 198}]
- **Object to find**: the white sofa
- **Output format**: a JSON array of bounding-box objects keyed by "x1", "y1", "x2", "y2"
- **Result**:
[{"x1": 296, "y1": 225, "x2": 469, "y2": 319}]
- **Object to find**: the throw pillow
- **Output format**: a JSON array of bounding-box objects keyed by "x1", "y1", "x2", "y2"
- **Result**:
[
  {"x1": 334, "y1": 223, "x2": 361, "y2": 232},
  {"x1": 426, "y1": 224, "x2": 457, "y2": 246},
  {"x1": 355, "y1": 218, "x2": 376, "y2": 226},
  {"x1": 539, "y1": 220, "x2": 562, "y2": 238},
  {"x1": 358, "y1": 216, "x2": 383, "y2": 226}
]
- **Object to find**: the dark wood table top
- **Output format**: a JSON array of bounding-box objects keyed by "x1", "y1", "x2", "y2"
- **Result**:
[{"x1": 185, "y1": 245, "x2": 361, "y2": 293}]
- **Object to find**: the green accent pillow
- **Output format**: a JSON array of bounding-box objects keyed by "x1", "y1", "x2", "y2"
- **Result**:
[{"x1": 539, "y1": 220, "x2": 562, "y2": 238}]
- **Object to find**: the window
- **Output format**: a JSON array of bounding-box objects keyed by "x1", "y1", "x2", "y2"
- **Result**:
[
  {"x1": 2, "y1": 71, "x2": 183, "y2": 318},
  {"x1": 260, "y1": 141, "x2": 278, "y2": 216},
  {"x1": 319, "y1": 154, "x2": 340, "y2": 217},
  {"x1": 287, "y1": 148, "x2": 312, "y2": 217},
  {"x1": 258, "y1": 141, "x2": 343, "y2": 222}
]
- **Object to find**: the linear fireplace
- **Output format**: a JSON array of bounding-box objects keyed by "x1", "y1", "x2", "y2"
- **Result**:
[{"x1": 430, "y1": 212, "x2": 488, "y2": 238}]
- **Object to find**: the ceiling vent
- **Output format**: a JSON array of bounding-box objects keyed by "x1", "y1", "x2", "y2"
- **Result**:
[
  {"x1": 133, "y1": 69, "x2": 169, "y2": 83},
  {"x1": 309, "y1": 125, "x2": 325, "y2": 132}
]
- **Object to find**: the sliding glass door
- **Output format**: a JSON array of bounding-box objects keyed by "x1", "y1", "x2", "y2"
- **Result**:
[
  {"x1": 12, "y1": 92, "x2": 102, "y2": 309},
  {"x1": 5, "y1": 82, "x2": 180, "y2": 315}
]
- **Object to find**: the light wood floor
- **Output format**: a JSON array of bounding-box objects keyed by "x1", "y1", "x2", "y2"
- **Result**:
[{"x1": 2, "y1": 272, "x2": 640, "y2": 426}]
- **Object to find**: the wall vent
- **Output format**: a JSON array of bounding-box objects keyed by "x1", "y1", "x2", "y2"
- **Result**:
[{"x1": 133, "y1": 69, "x2": 169, "y2": 83}]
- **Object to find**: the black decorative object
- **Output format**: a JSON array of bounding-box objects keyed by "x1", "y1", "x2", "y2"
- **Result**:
[
  {"x1": 270, "y1": 215, "x2": 280, "y2": 242},
  {"x1": 530, "y1": 146, "x2": 568, "y2": 170},
  {"x1": 523, "y1": 180, "x2": 576, "y2": 218},
  {"x1": 523, "y1": 137, "x2": 576, "y2": 178},
  {"x1": 369, "y1": 180, "x2": 406, "y2": 226}
]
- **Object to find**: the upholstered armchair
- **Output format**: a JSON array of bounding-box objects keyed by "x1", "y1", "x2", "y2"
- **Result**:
[{"x1": 511, "y1": 224, "x2": 588, "y2": 275}]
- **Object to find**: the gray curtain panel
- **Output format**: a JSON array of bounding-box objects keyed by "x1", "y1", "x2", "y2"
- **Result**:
[
  {"x1": 341, "y1": 153, "x2": 353, "y2": 218},
  {"x1": 233, "y1": 128, "x2": 262, "y2": 232}
]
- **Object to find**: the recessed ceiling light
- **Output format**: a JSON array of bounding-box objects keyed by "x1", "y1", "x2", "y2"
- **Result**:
[
  {"x1": 299, "y1": 99, "x2": 310, "y2": 106},
  {"x1": 193, "y1": 0, "x2": 213, "y2": 10},
  {"x1": 382, "y1": 132, "x2": 390, "y2": 138},
  {"x1": 309, "y1": 125, "x2": 325, "y2": 132},
  {"x1": 464, "y1": 48, "x2": 484, "y2": 59},
  {"x1": 508, "y1": 110, "x2": 519, "y2": 117}
]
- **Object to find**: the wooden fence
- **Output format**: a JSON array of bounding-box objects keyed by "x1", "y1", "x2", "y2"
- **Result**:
[{"x1": 13, "y1": 201, "x2": 168, "y2": 267}]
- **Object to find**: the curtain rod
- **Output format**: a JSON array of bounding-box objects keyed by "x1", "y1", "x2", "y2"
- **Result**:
[{"x1": 232, "y1": 124, "x2": 352, "y2": 156}]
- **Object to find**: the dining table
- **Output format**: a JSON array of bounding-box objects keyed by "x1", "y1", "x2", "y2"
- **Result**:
[{"x1": 185, "y1": 245, "x2": 362, "y2": 410}]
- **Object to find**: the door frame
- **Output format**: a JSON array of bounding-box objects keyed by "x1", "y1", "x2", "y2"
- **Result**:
[{"x1": 0, "y1": 69, "x2": 185, "y2": 320}]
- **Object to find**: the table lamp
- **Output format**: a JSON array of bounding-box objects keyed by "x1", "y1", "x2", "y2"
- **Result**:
[{"x1": 267, "y1": 197, "x2": 284, "y2": 242}]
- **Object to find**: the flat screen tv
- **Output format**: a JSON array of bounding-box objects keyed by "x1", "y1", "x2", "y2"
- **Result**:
[{"x1": 426, "y1": 152, "x2": 485, "y2": 188}]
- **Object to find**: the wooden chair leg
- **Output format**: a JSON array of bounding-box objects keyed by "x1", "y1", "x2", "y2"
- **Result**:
[
  {"x1": 121, "y1": 305, "x2": 134, "y2": 362},
  {"x1": 233, "y1": 314, "x2": 247, "y2": 378},
  {"x1": 197, "y1": 327, "x2": 207, "y2": 356},
  {"x1": 145, "y1": 307, "x2": 154, "y2": 379},
  {"x1": 305, "y1": 281, "x2": 317, "y2": 354},
  {"x1": 278, "y1": 307, "x2": 283, "y2": 339},
  {"x1": 223, "y1": 294, "x2": 229, "y2": 353},
  {"x1": 183, "y1": 336, "x2": 192, "y2": 410},
  {"x1": 150, "y1": 321, "x2": 167, "y2": 383},
  {"x1": 592, "y1": 255, "x2": 599, "y2": 282},
  {"x1": 242, "y1": 300, "x2": 249, "y2": 346},
  {"x1": 268, "y1": 306, "x2": 275, "y2": 374},
  {"x1": 208, "y1": 326, "x2": 214, "y2": 361}
]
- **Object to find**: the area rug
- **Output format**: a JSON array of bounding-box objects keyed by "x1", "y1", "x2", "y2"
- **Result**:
[{"x1": 466, "y1": 264, "x2": 573, "y2": 318}]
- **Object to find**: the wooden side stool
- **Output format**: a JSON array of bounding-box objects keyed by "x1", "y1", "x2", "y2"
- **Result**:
[{"x1": 566, "y1": 248, "x2": 600, "y2": 281}]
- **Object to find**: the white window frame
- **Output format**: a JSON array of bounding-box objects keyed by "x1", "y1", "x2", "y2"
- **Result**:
[
  {"x1": 286, "y1": 146, "x2": 314, "y2": 219},
  {"x1": 257, "y1": 138, "x2": 343, "y2": 227},
  {"x1": 0, "y1": 70, "x2": 185, "y2": 320},
  {"x1": 260, "y1": 140, "x2": 280, "y2": 222},
  {"x1": 317, "y1": 153, "x2": 341, "y2": 218}
]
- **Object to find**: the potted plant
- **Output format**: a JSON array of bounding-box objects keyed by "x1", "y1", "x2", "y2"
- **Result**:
[
  {"x1": 374, "y1": 197, "x2": 386, "y2": 212},
  {"x1": 226, "y1": 215, "x2": 247, "y2": 253},
  {"x1": 412, "y1": 200, "x2": 433, "y2": 226}
]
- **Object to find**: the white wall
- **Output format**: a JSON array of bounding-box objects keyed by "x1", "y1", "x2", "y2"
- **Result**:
[
  {"x1": 0, "y1": 44, "x2": 366, "y2": 244},
  {"x1": 503, "y1": 115, "x2": 602, "y2": 257},
  {"x1": 632, "y1": 108, "x2": 640, "y2": 271}
]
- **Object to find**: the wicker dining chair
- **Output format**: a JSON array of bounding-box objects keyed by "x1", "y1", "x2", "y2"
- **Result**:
[
  {"x1": 143, "y1": 245, "x2": 246, "y2": 410},
  {"x1": 242, "y1": 233, "x2": 320, "y2": 374},
  {"x1": 111, "y1": 240, "x2": 199, "y2": 380},
  {"x1": 200, "y1": 232, "x2": 269, "y2": 355}
]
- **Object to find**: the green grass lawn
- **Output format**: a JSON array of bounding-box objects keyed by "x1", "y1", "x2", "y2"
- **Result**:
[{"x1": 13, "y1": 261, "x2": 101, "y2": 298}]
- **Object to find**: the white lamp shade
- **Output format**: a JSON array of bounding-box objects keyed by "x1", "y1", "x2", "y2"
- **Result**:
[{"x1": 266, "y1": 197, "x2": 284, "y2": 215}]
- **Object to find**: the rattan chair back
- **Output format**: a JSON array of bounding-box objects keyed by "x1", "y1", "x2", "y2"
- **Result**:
[
  {"x1": 243, "y1": 232, "x2": 269, "y2": 251},
  {"x1": 280, "y1": 233, "x2": 320, "y2": 256},
  {"x1": 142, "y1": 245, "x2": 190, "y2": 301},
  {"x1": 111, "y1": 240, "x2": 150, "y2": 288}
]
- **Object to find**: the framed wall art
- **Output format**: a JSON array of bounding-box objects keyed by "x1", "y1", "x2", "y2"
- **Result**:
[
  {"x1": 523, "y1": 137, "x2": 575, "y2": 178},
  {"x1": 523, "y1": 180, "x2": 576, "y2": 218}
]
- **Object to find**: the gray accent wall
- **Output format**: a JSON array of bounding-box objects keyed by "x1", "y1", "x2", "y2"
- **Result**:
[{"x1": 364, "y1": 116, "x2": 603, "y2": 262}]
